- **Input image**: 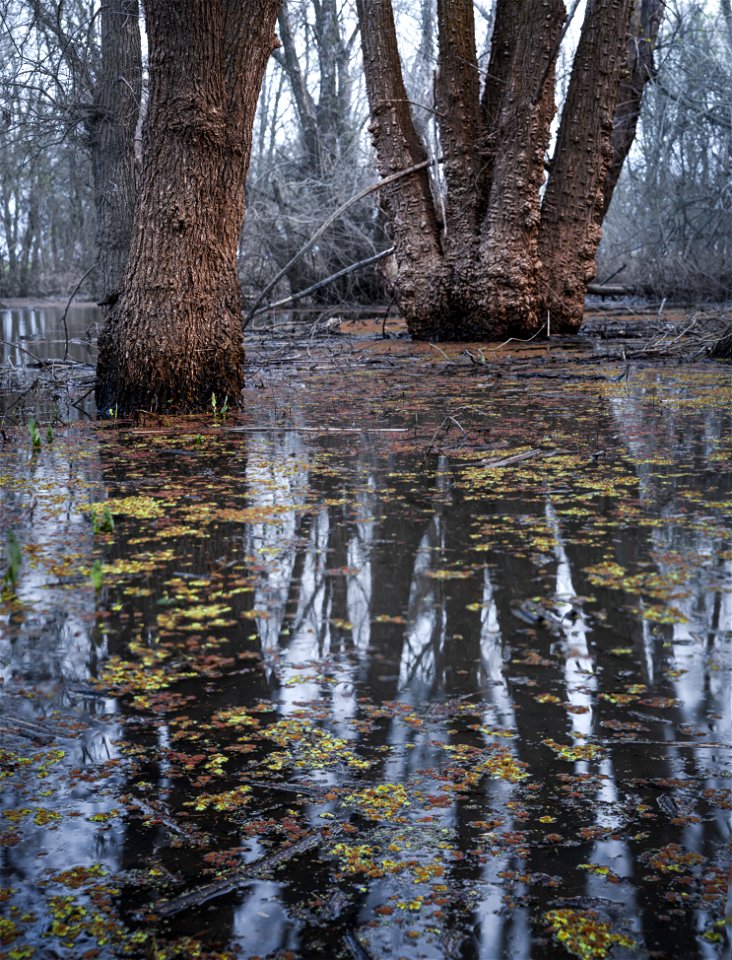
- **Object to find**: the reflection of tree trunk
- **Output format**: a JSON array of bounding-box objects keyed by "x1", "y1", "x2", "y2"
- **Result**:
[
  {"x1": 564, "y1": 537, "x2": 703, "y2": 960},
  {"x1": 97, "y1": 435, "x2": 281, "y2": 937},
  {"x1": 96, "y1": 0, "x2": 280, "y2": 413},
  {"x1": 435, "y1": 489, "x2": 485, "y2": 696},
  {"x1": 365, "y1": 493, "x2": 431, "y2": 703}
]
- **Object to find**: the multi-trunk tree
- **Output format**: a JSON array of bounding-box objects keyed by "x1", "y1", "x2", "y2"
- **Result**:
[
  {"x1": 96, "y1": 0, "x2": 281, "y2": 413},
  {"x1": 357, "y1": 0, "x2": 664, "y2": 340}
]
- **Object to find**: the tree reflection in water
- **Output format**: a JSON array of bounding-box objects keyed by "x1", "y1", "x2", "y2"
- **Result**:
[{"x1": 1, "y1": 351, "x2": 730, "y2": 959}]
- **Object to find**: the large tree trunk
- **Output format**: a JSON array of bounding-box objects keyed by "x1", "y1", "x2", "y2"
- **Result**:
[
  {"x1": 434, "y1": 0, "x2": 481, "y2": 266},
  {"x1": 357, "y1": 0, "x2": 565, "y2": 340},
  {"x1": 475, "y1": 0, "x2": 566, "y2": 337},
  {"x1": 357, "y1": 0, "x2": 663, "y2": 342},
  {"x1": 96, "y1": 0, "x2": 280, "y2": 414},
  {"x1": 477, "y1": 0, "x2": 520, "y2": 220},
  {"x1": 356, "y1": 0, "x2": 447, "y2": 338},
  {"x1": 88, "y1": 0, "x2": 142, "y2": 305},
  {"x1": 538, "y1": 0, "x2": 634, "y2": 332}
]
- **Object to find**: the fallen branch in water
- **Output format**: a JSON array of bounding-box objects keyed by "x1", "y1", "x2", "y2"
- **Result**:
[
  {"x1": 155, "y1": 827, "x2": 340, "y2": 918},
  {"x1": 344, "y1": 930, "x2": 375, "y2": 960},
  {"x1": 0, "y1": 339, "x2": 85, "y2": 368},
  {"x1": 480, "y1": 448, "x2": 557, "y2": 468},
  {"x1": 126, "y1": 798, "x2": 196, "y2": 839},
  {"x1": 224, "y1": 426, "x2": 409, "y2": 434},
  {"x1": 245, "y1": 158, "x2": 438, "y2": 324},
  {"x1": 0, "y1": 716, "x2": 66, "y2": 743}
]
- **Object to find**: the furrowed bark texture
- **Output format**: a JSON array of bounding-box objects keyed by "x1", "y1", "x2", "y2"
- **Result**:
[
  {"x1": 435, "y1": 0, "x2": 481, "y2": 264},
  {"x1": 358, "y1": 0, "x2": 663, "y2": 342},
  {"x1": 478, "y1": 0, "x2": 520, "y2": 219},
  {"x1": 356, "y1": 0, "x2": 446, "y2": 337},
  {"x1": 539, "y1": 0, "x2": 634, "y2": 332},
  {"x1": 96, "y1": 0, "x2": 280, "y2": 413},
  {"x1": 90, "y1": 0, "x2": 142, "y2": 304},
  {"x1": 476, "y1": 0, "x2": 566, "y2": 337}
]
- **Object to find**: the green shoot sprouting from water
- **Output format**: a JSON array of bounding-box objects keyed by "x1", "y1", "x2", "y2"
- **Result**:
[{"x1": 28, "y1": 418, "x2": 42, "y2": 449}]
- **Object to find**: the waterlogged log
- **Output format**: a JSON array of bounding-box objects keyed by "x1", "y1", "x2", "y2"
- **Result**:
[
  {"x1": 155, "y1": 828, "x2": 339, "y2": 918},
  {"x1": 479, "y1": 448, "x2": 558, "y2": 468}
]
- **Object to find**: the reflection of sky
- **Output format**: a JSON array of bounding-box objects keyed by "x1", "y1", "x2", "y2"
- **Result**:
[
  {"x1": 233, "y1": 881, "x2": 296, "y2": 955},
  {"x1": 609, "y1": 382, "x2": 732, "y2": 749},
  {"x1": 547, "y1": 501, "x2": 594, "y2": 739},
  {"x1": 243, "y1": 433, "x2": 311, "y2": 654},
  {"x1": 0, "y1": 436, "x2": 102, "y2": 691},
  {"x1": 401, "y1": 518, "x2": 441, "y2": 692},
  {"x1": 2, "y1": 349, "x2": 730, "y2": 959},
  {"x1": 1, "y1": 305, "x2": 98, "y2": 366}
]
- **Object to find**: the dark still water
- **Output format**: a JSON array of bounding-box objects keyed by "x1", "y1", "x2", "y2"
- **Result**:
[
  {"x1": 0, "y1": 332, "x2": 730, "y2": 959},
  {"x1": 1, "y1": 301, "x2": 99, "y2": 421}
]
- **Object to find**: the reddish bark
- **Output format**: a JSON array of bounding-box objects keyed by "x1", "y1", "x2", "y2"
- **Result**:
[
  {"x1": 356, "y1": 0, "x2": 447, "y2": 338},
  {"x1": 539, "y1": 0, "x2": 635, "y2": 332},
  {"x1": 96, "y1": 0, "x2": 280, "y2": 413},
  {"x1": 357, "y1": 0, "x2": 663, "y2": 342}
]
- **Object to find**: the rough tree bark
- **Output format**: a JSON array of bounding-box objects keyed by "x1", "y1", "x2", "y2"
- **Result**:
[
  {"x1": 475, "y1": 0, "x2": 566, "y2": 336},
  {"x1": 96, "y1": 0, "x2": 280, "y2": 413},
  {"x1": 89, "y1": 0, "x2": 142, "y2": 305},
  {"x1": 357, "y1": 0, "x2": 446, "y2": 336},
  {"x1": 357, "y1": 0, "x2": 662, "y2": 341},
  {"x1": 538, "y1": 0, "x2": 635, "y2": 332}
]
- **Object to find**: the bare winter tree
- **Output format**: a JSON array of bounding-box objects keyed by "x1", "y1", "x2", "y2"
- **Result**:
[
  {"x1": 243, "y1": 0, "x2": 386, "y2": 310},
  {"x1": 1, "y1": 1, "x2": 94, "y2": 294},
  {"x1": 0, "y1": 0, "x2": 141, "y2": 301},
  {"x1": 96, "y1": 0, "x2": 281, "y2": 413},
  {"x1": 89, "y1": 0, "x2": 142, "y2": 305},
  {"x1": 356, "y1": 0, "x2": 664, "y2": 340},
  {"x1": 599, "y1": 0, "x2": 731, "y2": 302}
]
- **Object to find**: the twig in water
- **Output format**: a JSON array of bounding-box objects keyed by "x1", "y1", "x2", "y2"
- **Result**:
[
  {"x1": 427, "y1": 342, "x2": 454, "y2": 362},
  {"x1": 422, "y1": 413, "x2": 468, "y2": 462},
  {"x1": 480, "y1": 448, "x2": 556, "y2": 468},
  {"x1": 474, "y1": 320, "x2": 548, "y2": 355},
  {"x1": 58, "y1": 260, "x2": 98, "y2": 361},
  {"x1": 155, "y1": 828, "x2": 338, "y2": 918}
]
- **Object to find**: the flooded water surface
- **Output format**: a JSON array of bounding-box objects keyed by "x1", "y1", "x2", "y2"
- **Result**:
[{"x1": 0, "y1": 318, "x2": 730, "y2": 959}]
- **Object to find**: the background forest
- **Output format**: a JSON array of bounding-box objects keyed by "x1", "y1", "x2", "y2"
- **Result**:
[{"x1": 0, "y1": 0, "x2": 731, "y2": 307}]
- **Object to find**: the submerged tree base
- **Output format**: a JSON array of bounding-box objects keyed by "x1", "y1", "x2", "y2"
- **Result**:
[
  {"x1": 96, "y1": 293, "x2": 245, "y2": 414},
  {"x1": 93, "y1": 0, "x2": 279, "y2": 415},
  {"x1": 398, "y1": 262, "x2": 549, "y2": 343}
]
